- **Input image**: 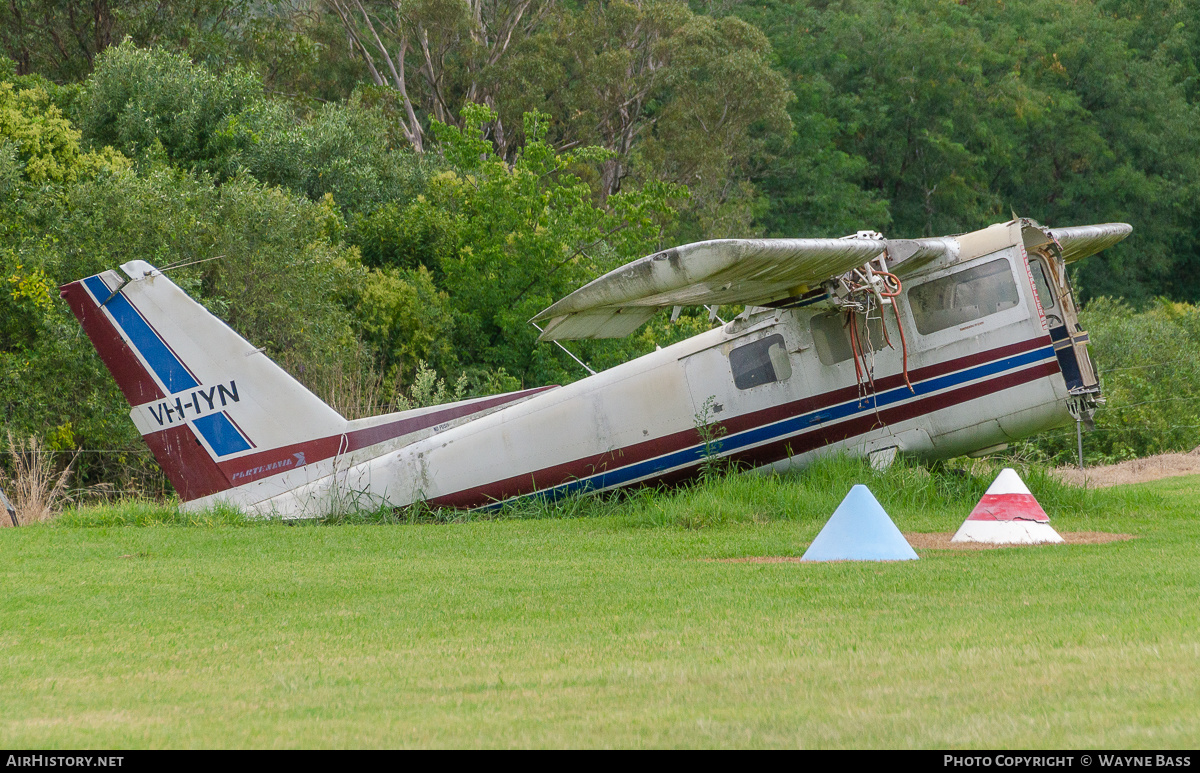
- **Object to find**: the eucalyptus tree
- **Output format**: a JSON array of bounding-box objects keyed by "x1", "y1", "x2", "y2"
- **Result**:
[
  {"x1": 0, "y1": 0, "x2": 259, "y2": 82},
  {"x1": 322, "y1": 0, "x2": 555, "y2": 154},
  {"x1": 325, "y1": 1, "x2": 792, "y2": 238}
]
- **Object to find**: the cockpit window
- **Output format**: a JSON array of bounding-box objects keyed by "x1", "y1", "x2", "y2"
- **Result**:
[
  {"x1": 907, "y1": 258, "x2": 1020, "y2": 335},
  {"x1": 729, "y1": 334, "x2": 791, "y2": 389}
]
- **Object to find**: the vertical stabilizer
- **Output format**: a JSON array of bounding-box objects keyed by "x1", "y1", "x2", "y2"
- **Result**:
[{"x1": 61, "y1": 261, "x2": 347, "y2": 501}]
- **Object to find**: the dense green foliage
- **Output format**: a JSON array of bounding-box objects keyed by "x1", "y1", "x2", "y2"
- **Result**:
[
  {"x1": 734, "y1": 0, "x2": 1200, "y2": 300},
  {"x1": 2, "y1": 1, "x2": 1199, "y2": 495},
  {"x1": 1021, "y1": 299, "x2": 1200, "y2": 464}
]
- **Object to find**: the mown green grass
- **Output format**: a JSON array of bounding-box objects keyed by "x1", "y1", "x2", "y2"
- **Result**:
[{"x1": 2, "y1": 457, "x2": 1196, "y2": 748}]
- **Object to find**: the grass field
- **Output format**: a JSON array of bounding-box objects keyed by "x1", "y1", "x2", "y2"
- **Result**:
[{"x1": 2, "y1": 458, "x2": 1197, "y2": 748}]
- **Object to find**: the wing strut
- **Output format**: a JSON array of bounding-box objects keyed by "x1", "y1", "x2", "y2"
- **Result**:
[{"x1": 530, "y1": 321, "x2": 597, "y2": 376}]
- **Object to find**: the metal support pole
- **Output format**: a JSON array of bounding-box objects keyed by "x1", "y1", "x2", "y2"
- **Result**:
[
  {"x1": 1076, "y1": 417, "x2": 1085, "y2": 470},
  {"x1": 0, "y1": 485, "x2": 17, "y2": 527}
]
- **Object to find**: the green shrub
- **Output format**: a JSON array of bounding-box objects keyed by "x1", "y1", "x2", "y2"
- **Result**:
[{"x1": 1019, "y1": 298, "x2": 1200, "y2": 464}]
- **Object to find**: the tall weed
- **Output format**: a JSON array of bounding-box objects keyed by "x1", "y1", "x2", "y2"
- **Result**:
[
  {"x1": 54, "y1": 499, "x2": 251, "y2": 528},
  {"x1": 618, "y1": 453, "x2": 1147, "y2": 530},
  {"x1": 0, "y1": 432, "x2": 74, "y2": 525}
]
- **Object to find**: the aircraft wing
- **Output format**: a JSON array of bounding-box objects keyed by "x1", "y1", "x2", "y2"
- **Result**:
[
  {"x1": 1048, "y1": 223, "x2": 1133, "y2": 264},
  {"x1": 532, "y1": 237, "x2": 953, "y2": 341}
]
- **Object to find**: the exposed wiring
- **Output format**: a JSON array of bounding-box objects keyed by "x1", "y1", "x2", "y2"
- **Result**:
[
  {"x1": 892, "y1": 300, "x2": 915, "y2": 394},
  {"x1": 847, "y1": 310, "x2": 864, "y2": 394},
  {"x1": 877, "y1": 271, "x2": 915, "y2": 394},
  {"x1": 840, "y1": 266, "x2": 915, "y2": 396}
]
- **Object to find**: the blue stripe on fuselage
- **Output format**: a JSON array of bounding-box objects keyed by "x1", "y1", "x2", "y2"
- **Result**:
[
  {"x1": 83, "y1": 275, "x2": 199, "y2": 393},
  {"x1": 479, "y1": 344, "x2": 1057, "y2": 510}
]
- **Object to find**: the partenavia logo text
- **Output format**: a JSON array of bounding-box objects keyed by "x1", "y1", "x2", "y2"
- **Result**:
[
  {"x1": 230, "y1": 452, "x2": 307, "y2": 483},
  {"x1": 129, "y1": 380, "x2": 241, "y2": 434}
]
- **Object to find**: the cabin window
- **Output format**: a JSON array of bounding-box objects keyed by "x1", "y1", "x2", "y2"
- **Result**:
[
  {"x1": 1029, "y1": 258, "x2": 1057, "y2": 311},
  {"x1": 729, "y1": 334, "x2": 791, "y2": 389},
  {"x1": 907, "y1": 258, "x2": 1020, "y2": 335},
  {"x1": 811, "y1": 312, "x2": 884, "y2": 366}
]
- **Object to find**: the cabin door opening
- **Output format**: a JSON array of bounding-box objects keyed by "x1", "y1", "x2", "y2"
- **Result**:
[{"x1": 1028, "y1": 253, "x2": 1098, "y2": 394}]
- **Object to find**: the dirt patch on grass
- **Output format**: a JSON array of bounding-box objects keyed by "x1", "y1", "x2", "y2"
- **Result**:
[
  {"x1": 710, "y1": 531, "x2": 1135, "y2": 561},
  {"x1": 1054, "y1": 448, "x2": 1200, "y2": 488},
  {"x1": 904, "y1": 531, "x2": 1136, "y2": 550}
]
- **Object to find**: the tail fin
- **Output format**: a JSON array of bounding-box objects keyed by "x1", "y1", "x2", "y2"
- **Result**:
[{"x1": 60, "y1": 260, "x2": 347, "y2": 501}]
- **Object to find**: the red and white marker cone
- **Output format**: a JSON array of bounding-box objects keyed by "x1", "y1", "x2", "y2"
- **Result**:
[{"x1": 951, "y1": 467, "x2": 1064, "y2": 545}]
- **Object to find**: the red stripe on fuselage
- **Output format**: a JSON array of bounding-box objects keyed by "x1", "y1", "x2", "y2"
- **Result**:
[
  {"x1": 795, "y1": 335, "x2": 1052, "y2": 410},
  {"x1": 214, "y1": 385, "x2": 558, "y2": 487},
  {"x1": 725, "y1": 361, "x2": 1061, "y2": 471},
  {"x1": 427, "y1": 344, "x2": 1060, "y2": 508}
]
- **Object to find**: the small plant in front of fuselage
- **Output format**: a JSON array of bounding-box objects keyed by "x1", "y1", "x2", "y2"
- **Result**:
[{"x1": 694, "y1": 395, "x2": 730, "y2": 483}]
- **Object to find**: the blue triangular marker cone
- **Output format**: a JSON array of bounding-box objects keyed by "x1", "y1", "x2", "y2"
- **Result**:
[{"x1": 802, "y1": 485, "x2": 919, "y2": 562}]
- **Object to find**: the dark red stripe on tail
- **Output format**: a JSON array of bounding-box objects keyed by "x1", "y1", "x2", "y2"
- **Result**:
[
  {"x1": 142, "y1": 424, "x2": 232, "y2": 500},
  {"x1": 60, "y1": 280, "x2": 164, "y2": 405},
  {"x1": 64, "y1": 278, "x2": 231, "y2": 501}
]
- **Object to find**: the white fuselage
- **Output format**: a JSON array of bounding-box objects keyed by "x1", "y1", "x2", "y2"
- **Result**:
[{"x1": 235, "y1": 227, "x2": 1074, "y2": 517}]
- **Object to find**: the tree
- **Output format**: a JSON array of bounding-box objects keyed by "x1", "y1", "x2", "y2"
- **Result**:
[
  {"x1": 323, "y1": 0, "x2": 555, "y2": 153},
  {"x1": 352, "y1": 103, "x2": 685, "y2": 387},
  {"x1": 628, "y1": 11, "x2": 793, "y2": 235},
  {"x1": 0, "y1": 0, "x2": 261, "y2": 83},
  {"x1": 734, "y1": 0, "x2": 1200, "y2": 301},
  {"x1": 326, "y1": 1, "x2": 793, "y2": 239},
  {"x1": 0, "y1": 0, "x2": 120, "y2": 80},
  {"x1": 0, "y1": 80, "x2": 127, "y2": 184},
  {"x1": 80, "y1": 43, "x2": 434, "y2": 217},
  {"x1": 82, "y1": 40, "x2": 261, "y2": 173}
]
